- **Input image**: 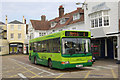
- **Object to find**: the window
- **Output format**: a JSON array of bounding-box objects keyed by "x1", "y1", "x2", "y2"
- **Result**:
[
  {"x1": 99, "y1": 18, "x2": 102, "y2": 27},
  {"x1": 104, "y1": 16, "x2": 109, "y2": 26},
  {"x1": 18, "y1": 33, "x2": 21, "y2": 39},
  {"x1": 11, "y1": 33, "x2": 14, "y2": 39},
  {"x1": 51, "y1": 22, "x2": 57, "y2": 28},
  {"x1": 91, "y1": 20, "x2": 94, "y2": 28},
  {"x1": 18, "y1": 25, "x2": 21, "y2": 30},
  {"x1": 60, "y1": 18, "x2": 66, "y2": 24},
  {"x1": 62, "y1": 38, "x2": 90, "y2": 54},
  {"x1": 39, "y1": 33, "x2": 41, "y2": 36},
  {"x1": 32, "y1": 38, "x2": 60, "y2": 53},
  {"x1": 10, "y1": 25, "x2": 14, "y2": 30},
  {"x1": 95, "y1": 19, "x2": 98, "y2": 27},
  {"x1": 73, "y1": 13, "x2": 80, "y2": 20},
  {"x1": 90, "y1": 10, "x2": 109, "y2": 28}
]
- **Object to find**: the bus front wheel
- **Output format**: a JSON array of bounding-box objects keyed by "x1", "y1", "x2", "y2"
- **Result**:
[{"x1": 48, "y1": 60, "x2": 52, "y2": 69}]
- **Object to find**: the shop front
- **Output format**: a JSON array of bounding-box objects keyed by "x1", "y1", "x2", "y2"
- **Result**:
[
  {"x1": 9, "y1": 43, "x2": 23, "y2": 54},
  {"x1": 91, "y1": 36, "x2": 118, "y2": 60}
]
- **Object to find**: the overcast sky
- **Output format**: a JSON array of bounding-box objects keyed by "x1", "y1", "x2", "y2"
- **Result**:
[{"x1": 0, "y1": 0, "x2": 85, "y2": 24}]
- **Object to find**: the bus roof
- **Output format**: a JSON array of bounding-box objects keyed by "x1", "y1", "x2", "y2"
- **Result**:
[{"x1": 29, "y1": 30, "x2": 90, "y2": 43}]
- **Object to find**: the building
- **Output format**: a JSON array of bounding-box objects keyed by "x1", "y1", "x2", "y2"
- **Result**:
[
  {"x1": 28, "y1": 15, "x2": 50, "y2": 39},
  {"x1": 48, "y1": 5, "x2": 85, "y2": 34},
  {"x1": 0, "y1": 21, "x2": 9, "y2": 55},
  {"x1": 7, "y1": 16, "x2": 28, "y2": 54},
  {"x1": 82, "y1": 1, "x2": 120, "y2": 63}
]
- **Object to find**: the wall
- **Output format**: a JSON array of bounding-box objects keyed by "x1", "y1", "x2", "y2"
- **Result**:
[
  {"x1": 7, "y1": 24, "x2": 26, "y2": 43},
  {"x1": 0, "y1": 39, "x2": 9, "y2": 55},
  {"x1": 85, "y1": 1, "x2": 119, "y2": 38}
]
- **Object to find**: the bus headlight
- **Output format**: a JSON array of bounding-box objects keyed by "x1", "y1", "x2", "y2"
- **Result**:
[
  {"x1": 88, "y1": 60, "x2": 92, "y2": 62},
  {"x1": 61, "y1": 61, "x2": 69, "y2": 64}
]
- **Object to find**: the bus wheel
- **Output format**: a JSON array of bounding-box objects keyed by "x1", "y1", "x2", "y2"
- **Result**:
[
  {"x1": 34, "y1": 57, "x2": 37, "y2": 65},
  {"x1": 48, "y1": 60, "x2": 52, "y2": 69}
]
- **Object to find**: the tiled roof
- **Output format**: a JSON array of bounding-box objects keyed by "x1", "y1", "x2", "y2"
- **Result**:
[
  {"x1": 0, "y1": 21, "x2": 5, "y2": 25},
  {"x1": 8, "y1": 20, "x2": 23, "y2": 24},
  {"x1": 30, "y1": 8, "x2": 84, "y2": 30},
  {"x1": 30, "y1": 20, "x2": 50, "y2": 30},
  {"x1": 49, "y1": 8, "x2": 84, "y2": 29}
]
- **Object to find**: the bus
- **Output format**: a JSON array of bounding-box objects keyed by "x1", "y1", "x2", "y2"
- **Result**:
[{"x1": 29, "y1": 30, "x2": 92, "y2": 69}]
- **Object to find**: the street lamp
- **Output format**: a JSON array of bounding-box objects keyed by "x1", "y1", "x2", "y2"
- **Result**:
[{"x1": 76, "y1": 2, "x2": 88, "y2": 10}]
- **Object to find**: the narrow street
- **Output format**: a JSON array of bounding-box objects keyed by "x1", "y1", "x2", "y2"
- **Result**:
[{"x1": 1, "y1": 54, "x2": 119, "y2": 80}]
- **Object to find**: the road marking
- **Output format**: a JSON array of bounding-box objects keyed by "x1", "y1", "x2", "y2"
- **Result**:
[
  {"x1": 10, "y1": 58, "x2": 55, "y2": 75},
  {"x1": 107, "y1": 65, "x2": 118, "y2": 67},
  {"x1": 85, "y1": 67, "x2": 100, "y2": 70},
  {"x1": 53, "y1": 73, "x2": 64, "y2": 80},
  {"x1": 111, "y1": 69, "x2": 117, "y2": 78},
  {"x1": 38, "y1": 72, "x2": 44, "y2": 75},
  {"x1": 18, "y1": 73, "x2": 27, "y2": 78},
  {"x1": 83, "y1": 71, "x2": 90, "y2": 80},
  {"x1": 96, "y1": 66, "x2": 112, "y2": 69},
  {"x1": 10, "y1": 59, "x2": 41, "y2": 78},
  {"x1": 3, "y1": 67, "x2": 22, "y2": 74}
]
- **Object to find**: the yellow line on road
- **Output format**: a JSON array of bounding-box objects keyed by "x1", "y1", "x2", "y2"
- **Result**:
[
  {"x1": 9, "y1": 70, "x2": 28, "y2": 78},
  {"x1": 111, "y1": 69, "x2": 117, "y2": 78},
  {"x1": 83, "y1": 71, "x2": 91, "y2": 80},
  {"x1": 3, "y1": 67, "x2": 22, "y2": 74},
  {"x1": 53, "y1": 73, "x2": 64, "y2": 80},
  {"x1": 10, "y1": 60, "x2": 41, "y2": 78}
]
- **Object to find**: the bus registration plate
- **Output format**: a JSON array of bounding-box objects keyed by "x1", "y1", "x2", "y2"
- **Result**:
[{"x1": 76, "y1": 65, "x2": 83, "y2": 67}]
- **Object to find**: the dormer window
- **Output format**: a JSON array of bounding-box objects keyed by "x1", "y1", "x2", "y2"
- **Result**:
[
  {"x1": 60, "y1": 18, "x2": 66, "y2": 24},
  {"x1": 51, "y1": 21, "x2": 57, "y2": 28},
  {"x1": 73, "y1": 13, "x2": 80, "y2": 20}
]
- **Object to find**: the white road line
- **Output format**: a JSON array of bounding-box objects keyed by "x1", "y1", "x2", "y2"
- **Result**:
[
  {"x1": 38, "y1": 72, "x2": 44, "y2": 75},
  {"x1": 96, "y1": 66, "x2": 112, "y2": 69},
  {"x1": 18, "y1": 73, "x2": 27, "y2": 78},
  {"x1": 9, "y1": 58, "x2": 55, "y2": 75},
  {"x1": 107, "y1": 65, "x2": 118, "y2": 67},
  {"x1": 85, "y1": 67, "x2": 100, "y2": 70}
]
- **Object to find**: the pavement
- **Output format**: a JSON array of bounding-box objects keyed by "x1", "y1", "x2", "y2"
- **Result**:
[{"x1": 1, "y1": 54, "x2": 119, "y2": 80}]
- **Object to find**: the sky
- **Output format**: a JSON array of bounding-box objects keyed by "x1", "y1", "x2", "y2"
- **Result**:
[{"x1": 0, "y1": 0, "x2": 85, "y2": 24}]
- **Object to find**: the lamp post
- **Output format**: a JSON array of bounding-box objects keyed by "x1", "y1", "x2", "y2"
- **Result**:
[{"x1": 76, "y1": 2, "x2": 88, "y2": 10}]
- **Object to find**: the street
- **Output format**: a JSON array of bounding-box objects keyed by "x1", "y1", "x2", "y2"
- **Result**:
[{"x1": 1, "y1": 54, "x2": 119, "y2": 80}]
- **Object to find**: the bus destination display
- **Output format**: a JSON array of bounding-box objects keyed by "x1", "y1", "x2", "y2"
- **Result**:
[{"x1": 65, "y1": 31, "x2": 88, "y2": 37}]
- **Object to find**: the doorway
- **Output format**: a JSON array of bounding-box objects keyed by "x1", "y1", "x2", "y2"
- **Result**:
[{"x1": 113, "y1": 38, "x2": 118, "y2": 59}]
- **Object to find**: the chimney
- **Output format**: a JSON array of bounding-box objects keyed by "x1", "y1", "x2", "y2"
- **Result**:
[
  {"x1": 41, "y1": 15, "x2": 46, "y2": 21},
  {"x1": 25, "y1": 19, "x2": 26, "y2": 24},
  {"x1": 5, "y1": 15, "x2": 7, "y2": 24},
  {"x1": 59, "y1": 5, "x2": 64, "y2": 17},
  {"x1": 22, "y1": 16, "x2": 25, "y2": 23}
]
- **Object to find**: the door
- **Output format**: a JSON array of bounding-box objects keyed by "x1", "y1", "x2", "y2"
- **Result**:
[{"x1": 113, "y1": 39, "x2": 117, "y2": 59}]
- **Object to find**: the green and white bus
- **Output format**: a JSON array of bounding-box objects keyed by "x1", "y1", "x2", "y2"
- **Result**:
[{"x1": 29, "y1": 30, "x2": 92, "y2": 69}]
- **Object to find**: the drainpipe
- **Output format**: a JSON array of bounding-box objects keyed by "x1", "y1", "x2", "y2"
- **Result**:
[{"x1": 105, "y1": 38, "x2": 108, "y2": 57}]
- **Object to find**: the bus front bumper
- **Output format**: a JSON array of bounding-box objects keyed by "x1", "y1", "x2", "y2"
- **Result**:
[{"x1": 57, "y1": 62, "x2": 92, "y2": 69}]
